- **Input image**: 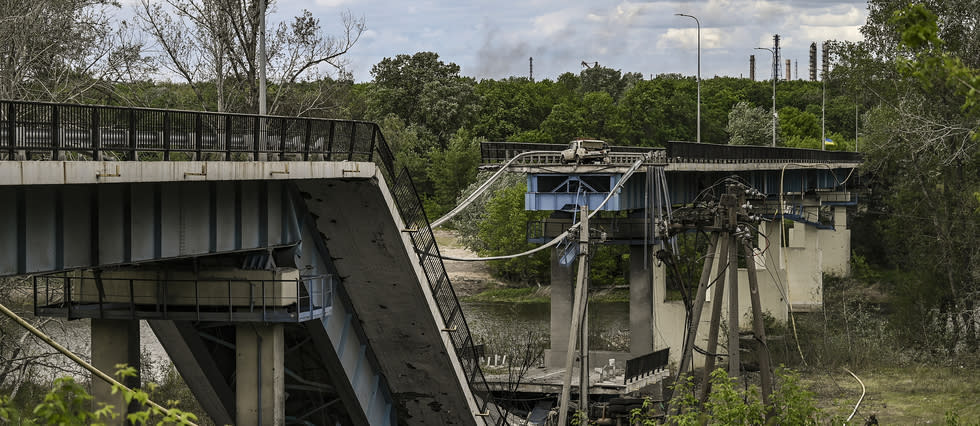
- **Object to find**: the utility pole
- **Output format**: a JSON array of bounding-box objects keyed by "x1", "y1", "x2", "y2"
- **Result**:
[
  {"x1": 257, "y1": 0, "x2": 268, "y2": 160},
  {"x1": 662, "y1": 182, "x2": 773, "y2": 407},
  {"x1": 558, "y1": 206, "x2": 590, "y2": 425}
]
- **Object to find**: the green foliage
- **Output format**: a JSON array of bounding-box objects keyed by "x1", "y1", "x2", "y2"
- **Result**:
[
  {"x1": 727, "y1": 101, "x2": 777, "y2": 145},
  {"x1": 425, "y1": 130, "x2": 482, "y2": 217},
  {"x1": 637, "y1": 368, "x2": 830, "y2": 425},
  {"x1": 477, "y1": 183, "x2": 550, "y2": 284},
  {"x1": 0, "y1": 365, "x2": 196, "y2": 425},
  {"x1": 770, "y1": 367, "x2": 820, "y2": 425}
]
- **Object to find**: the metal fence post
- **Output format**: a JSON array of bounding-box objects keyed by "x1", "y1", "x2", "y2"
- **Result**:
[
  {"x1": 347, "y1": 122, "x2": 356, "y2": 161},
  {"x1": 128, "y1": 109, "x2": 137, "y2": 160},
  {"x1": 51, "y1": 105, "x2": 62, "y2": 160},
  {"x1": 5, "y1": 103, "x2": 15, "y2": 159},
  {"x1": 163, "y1": 111, "x2": 171, "y2": 161},
  {"x1": 368, "y1": 125, "x2": 377, "y2": 162},
  {"x1": 224, "y1": 115, "x2": 233, "y2": 160},
  {"x1": 195, "y1": 113, "x2": 203, "y2": 160},
  {"x1": 91, "y1": 107, "x2": 101, "y2": 160},
  {"x1": 303, "y1": 120, "x2": 312, "y2": 161},
  {"x1": 253, "y1": 116, "x2": 260, "y2": 160},
  {"x1": 326, "y1": 121, "x2": 335, "y2": 160}
]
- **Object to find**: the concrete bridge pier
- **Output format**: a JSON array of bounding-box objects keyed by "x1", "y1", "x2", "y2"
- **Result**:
[
  {"x1": 629, "y1": 245, "x2": 655, "y2": 356},
  {"x1": 546, "y1": 248, "x2": 574, "y2": 368},
  {"x1": 235, "y1": 324, "x2": 285, "y2": 426},
  {"x1": 91, "y1": 319, "x2": 141, "y2": 423}
]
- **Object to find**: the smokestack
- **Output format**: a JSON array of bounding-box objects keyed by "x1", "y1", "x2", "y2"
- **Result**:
[
  {"x1": 785, "y1": 59, "x2": 791, "y2": 81},
  {"x1": 773, "y1": 34, "x2": 781, "y2": 82},
  {"x1": 809, "y1": 42, "x2": 817, "y2": 81},
  {"x1": 750, "y1": 55, "x2": 756, "y2": 81},
  {"x1": 821, "y1": 41, "x2": 830, "y2": 80},
  {"x1": 794, "y1": 60, "x2": 798, "y2": 80}
]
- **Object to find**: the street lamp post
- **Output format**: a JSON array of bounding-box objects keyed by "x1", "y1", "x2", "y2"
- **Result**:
[
  {"x1": 676, "y1": 13, "x2": 701, "y2": 143},
  {"x1": 754, "y1": 47, "x2": 776, "y2": 147}
]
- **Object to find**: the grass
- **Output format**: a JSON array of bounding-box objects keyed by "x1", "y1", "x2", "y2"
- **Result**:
[
  {"x1": 801, "y1": 365, "x2": 980, "y2": 424},
  {"x1": 462, "y1": 287, "x2": 549, "y2": 303},
  {"x1": 461, "y1": 286, "x2": 630, "y2": 304}
]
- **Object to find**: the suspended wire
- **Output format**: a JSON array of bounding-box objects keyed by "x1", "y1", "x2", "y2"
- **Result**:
[
  {"x1": 435, "y1": 153, "x2": 653, "y2": 262},
  {"x1": 430, "y1": 150, "x2": 560, "y2": 229}
]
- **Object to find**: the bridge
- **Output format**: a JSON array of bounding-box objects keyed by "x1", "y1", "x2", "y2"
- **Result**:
[
  {"x1": 476, "y1": 141, "x2": 862, "y2": 384},
  {"x1": 0, "y1": 100, "x2": 864, "y2": 424},
  {"x1": 0, "y1": 100, "x2": 504, "y2": 425}
]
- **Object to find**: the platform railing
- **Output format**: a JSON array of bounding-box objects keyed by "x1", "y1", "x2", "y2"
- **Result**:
[{"x1": 33, "y1": 273, "x2": 333, "y2": 322}]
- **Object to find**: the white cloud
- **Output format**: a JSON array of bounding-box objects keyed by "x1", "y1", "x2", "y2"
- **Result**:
[
  {"x1": 657, "y1": 28, "x2": 727, "y2": 50},
  {"x1": 799, "y1": 25, "x2": 864, "y2": 42},
  {"x1": 314, "y1": 0, "x2": 355, "y2": 8}
]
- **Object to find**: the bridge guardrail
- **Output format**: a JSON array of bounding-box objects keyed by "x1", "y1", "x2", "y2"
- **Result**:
[
  {"x1": 479, "y1": 140, "x2": 862, "y2": 166},
  {"x1": 2, "y1": 99, "x2": 503, "y2": 423},
  {"x1": 0, "y1": 100, "x2": 378, "y2": 161},
  {"x1": 665, "y1": 141, "x2": 863, "y2": 163}
]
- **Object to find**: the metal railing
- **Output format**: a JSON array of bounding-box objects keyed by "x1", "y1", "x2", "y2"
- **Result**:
[
  {"x1": 0, "y1": 100, "x2": 377, "y2": 161},
  {"x1": 33, "y1": 273, "x2": 332, "y2": 322},
  {"x1": 665, "y1": 141, "x2": 863, "y2": 163},
  {"x1": 390, "y1": 169, "x2": 505, "y2": 424},
  {"x1": 480, "y1": 141, "x2": 664, "y2": 165},
  {"x1": 1, "y1": 99, "x2": 502, "y2": 423},
  {"x1": 479, "y1": 140, "x2": 862, "y2": 166}
]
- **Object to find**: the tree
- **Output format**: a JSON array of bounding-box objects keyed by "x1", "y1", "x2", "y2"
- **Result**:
[
  {"x1": 136, "y1": 0, "x2": 364, "y2": 114},
  {"x1": 846, "y1": 1, "x2": 980, "y2": 355},
  {"x1": 369, "y1": 52, "x2": 479, "y2": 148},
  {"x1": 426, "y1": 130, "x2": 482, "y2": 217},
  {"x1": 477, "y1": 183, "x2": 550, "y2": 284},
  {"x1": 0, "y1": 0, "x2": 150, "y2": 102},
  {"x1": 726, "y1": 101, "x2": 777, "y2": 145}
]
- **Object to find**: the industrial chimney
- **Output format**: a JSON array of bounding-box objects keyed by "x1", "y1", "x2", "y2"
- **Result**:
[
  {"x1": 750, "y1": 55, "x2": 756, "y2": 81},
  {"x1": 785, "y1": 59, "x2": 791, "y2": 81},
  {"x1": 809, "y1": 42, "x2": 817, "y2": 81},
  {"x1": 529, "y1": 57, "x2": 534, "y2": 81},
  {"x1": 821, "y1": 41, "x2": 830, "y2": 79}
]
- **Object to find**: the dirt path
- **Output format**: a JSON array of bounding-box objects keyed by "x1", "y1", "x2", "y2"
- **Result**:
[{"x1": 434, "y1": 229, "x2": 500, "y2": 297}]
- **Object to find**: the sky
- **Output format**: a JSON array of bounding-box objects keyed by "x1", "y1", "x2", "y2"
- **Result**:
[{"x1": 267, "y1": 0, "x2": 870, "y2": 83}]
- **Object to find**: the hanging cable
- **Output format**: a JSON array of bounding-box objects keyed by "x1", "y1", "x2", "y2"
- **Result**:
[
  {"x1": 431, "y1": 150, "x2": 562, "y2": 229},
  {"x1": 434, "y1": 153, "x2": 652, "y2": 262}
]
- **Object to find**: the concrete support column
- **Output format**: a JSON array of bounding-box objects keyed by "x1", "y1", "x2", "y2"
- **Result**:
[
  {"x1": 546, "y1": 248, "x2": 574, "y2": 368},
  {"x1": 236, "y1": 324, "x2": 285, "y2": 426},
  {"x1": 629, "y1": 245, "x2": 654, "y2": 356},
  {"x1": 91, "y1": 319, "x2": 140, "y2": 423}
]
